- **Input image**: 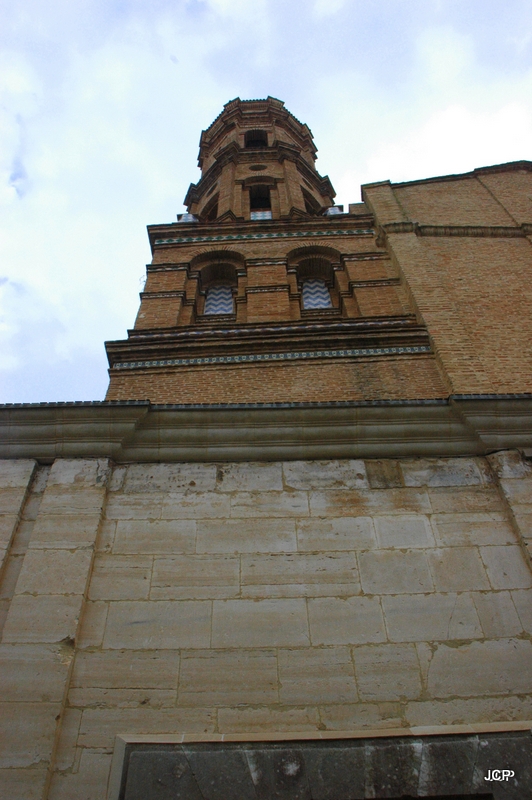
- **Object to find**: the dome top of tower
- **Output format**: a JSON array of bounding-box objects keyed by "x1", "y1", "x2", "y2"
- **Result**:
[{"x1": 197, "y1": 96, "x2": 317, "y2": 171}]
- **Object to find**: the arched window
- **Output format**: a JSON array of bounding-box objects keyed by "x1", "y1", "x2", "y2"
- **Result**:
[
  {"x1": 204, "y1": 284, "x2": 234, "y2": 315},
  {"x1": 301, "y1": 278, "x2": 332, "y2": 310}
]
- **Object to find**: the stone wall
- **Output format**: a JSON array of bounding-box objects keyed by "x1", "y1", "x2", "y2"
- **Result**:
[{"x1": 0, "y1": 453, "x2": 531, "y2": 798}]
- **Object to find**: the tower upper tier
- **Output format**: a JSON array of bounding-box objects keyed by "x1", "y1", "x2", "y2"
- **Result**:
[{"x1": 184, "y1": 97, "x2": 335, "y2": 222}]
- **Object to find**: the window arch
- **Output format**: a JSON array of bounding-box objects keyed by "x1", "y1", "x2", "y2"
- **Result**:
[
  {"x1": 204, "y1": 284, "x2": 234, "y2": 315},
  {"x1": 301, "y1": 278, "x2": 332, "y2": 310}
]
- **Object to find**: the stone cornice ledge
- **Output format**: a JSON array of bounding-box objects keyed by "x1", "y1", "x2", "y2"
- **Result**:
[{"x1": 1, "y1": 396, "x2": 532, "y2": 461}]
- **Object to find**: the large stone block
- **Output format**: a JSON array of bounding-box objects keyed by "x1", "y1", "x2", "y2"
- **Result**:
[
  {"x1": 217, "y1": 706, "x2": 320, "y2": 733},
  {"x1": 472, "y1": 590, "x2": 523, "y2": 637},
  {"x1": 431, "y1": 512, "x2": 516, "y2": 547},
  {"x1": 400, "y1": 457, "x2": 485, "y2": 487},
  {"x1": 113, "y1": 519, "x2": 196, "y2": 554},
  {"x1": 0, "y1": 487, "x2": 30, "y2": 516},
  {"x1": 72, "y1": 649, "x2": 180, "y2": 690},
  {"x1": 151, "y1": 555, "x2": 239, "y2": 599},
  {"x1": 89, "y1": 555, "x2": 152, "y2": 600},
  {"x1": 216, "y1": 462, "x2": 283, "y2": 491},
  {"x1": 0, "y1": 701, "x2": 60, "y2": 768},
  {"x1": 16, "y1": 549, "x2": 93, "y2": 595},
  {"x1": 179, "y1": 650, "x2": 278, "y2": 706},
  {"x1": 2, "y1": 594, "x2": 84, "y2": 644},
  {"x1": 241, "y1": 552, "x2": 360, "y2": 597},
  {"x1": 318, "y1": 701, "x2": 402, "y2": 731},
  {"x1": 427, "y1": 547, "x2": 490, "y2": 592},
  {"x1": 196, "y1": 518, "x2": 297, "y2": 553},
  {"x1": 278, "y1": 647, "x2": 358, "y2": 704},
  {"x1": 0, "y1": 643, "x2": 71, "y2": 702},
  {"x1": 211, "y1": 599, "x2": 309, "y2": 647},
  {"x1": 103, "y1": 600, "x2": 211, "y2": 649},
  {"x1": 48, "y1": 749, "x2": 112, "y2": 800},
  {"x1": 123, "y1": 463, "x2": 217, "y2": 493},
  {"x1": 162, "y1": 492, "x2": 231, "y2": 519},
  {"x1": 382, "y1": 592, "x2": 482, "y2": 642},
  {"x1": 309, "y1": 488, "x2": 431, "y2": 517},
  {"x1": 353, "y1": 643, "x2": 422, "y2": 701},
  {"x1": 39, "y1": 486, "x2": 106, "y2": 515},
  {"x1": 105, "y1": 493, "x2": 165, "y2": 520},
  {"x1": 0, "y1": 767, "x2": 47, "y2": 799},
  {"x1": 487, "y1": 450, "x2": 532, "y2": 479},
  {"x1": 427, "y1": 639, "x2": 532, "y2": 697},
  {"x1": 230, "y1": 491, "x2": 309, "y2": 518},
  {"x1": 30, "y1": 513, "x2": 105, "y2": 549},
  {"x1": 78, "y1": 707, "x2": 215, "y2": 748},
  {"x1": 0, "y1": 459, "x2": 36, "y2": 488},
  {"x1": 296, "y1": 517, "x2": 375, "y2": 552},
  {"x1": 283, "y1": 460, "x2": 368, "y2": 490},
  {"x1": 481, "y1": 545, "x2": 532, "y2": 589},
  {"x1": 47, "y1": 458, "x2": 109, "y2": 488},
  {"x1": 406, "y1": 695, "x2": 532, "y2": 727},
  {"x1": 499, "y1": 477, "x2": 532, "y2": 506},
  {"x1": 511, "y1": 588, "x2": 532, "y2": 632},
  {"x1": 68, "y1": 687, "x2": 176, "y2": 709},
  {"x1": 428, "y1": 486, "x2": 503, "y2": 514},
  {"x1": 77, "y1": 601, "x2": 108, "y2": 649},
  {"x1": 374, "y1": 514, "x2": 435, "y2": 548},
  {"x1": 308, "y1": 596, "x2": 386, "y2": 645},
  {"x1": 358, "y1": 550, "x2": 434, "y2": 594}
]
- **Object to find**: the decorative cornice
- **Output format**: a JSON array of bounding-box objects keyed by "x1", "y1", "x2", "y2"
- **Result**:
[
  {"x1": 112, "y1": 345, "x2": 432, "y2": 371},
  {"x1": 1, "y1": 396, "x2": 532, "y2": 461},
  {"x1": 153, "y1": 228, "x2": 374, "y2": 246},
  {"x1": 381, "y1": 222, "x2": 529, "y2": 239},
  {"x1": 140, "y1": 291, "x2": 185, "y2": 300}
]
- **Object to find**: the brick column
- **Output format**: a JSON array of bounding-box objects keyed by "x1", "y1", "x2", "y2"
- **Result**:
[{"x1": 0, "y1": 459, "x2": 110, "y2": 798}]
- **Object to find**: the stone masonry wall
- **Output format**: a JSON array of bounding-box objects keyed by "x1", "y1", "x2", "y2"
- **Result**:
[{"x1": 0, "y1": 454, "x2": 531, "y2": 799}]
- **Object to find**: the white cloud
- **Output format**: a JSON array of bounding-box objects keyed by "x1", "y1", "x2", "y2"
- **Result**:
[{"x1": 313, "y1": 0, "x2": 351, "y2": 19}]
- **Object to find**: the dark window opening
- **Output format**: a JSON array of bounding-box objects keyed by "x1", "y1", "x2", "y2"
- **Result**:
[
  {"x1": 245, "y1": 129, "x2": 268, "y2": 148},
  {"x1": 249, "y1": 185, "x2": 271, "y2": 210},
  {"x1": 203, "y1": 194, "x2": 219, "y2": 222},
  {"x1": 302, "y1": 188, "x2": 321, "y2": 215}
]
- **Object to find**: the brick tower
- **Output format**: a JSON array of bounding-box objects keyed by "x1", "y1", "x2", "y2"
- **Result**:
[
  {"x1": 105, "y1": 96, "x2": 445, "y2": 406},
  {"x1": 1, "y1": 99, "x2": 532, "y2": 799}
]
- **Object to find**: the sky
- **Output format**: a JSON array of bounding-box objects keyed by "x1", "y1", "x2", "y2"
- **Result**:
[{"x1": 1, "y1": 0, "x2": 532, "y2": 403}]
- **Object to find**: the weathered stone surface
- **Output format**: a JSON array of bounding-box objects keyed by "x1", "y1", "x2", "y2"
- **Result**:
[
  {"x1": 241, "y1": 552, "x2": 360, "y2": 597},
  {"x1": 239, "y1": 746, "x2": 310, "y2": 800},
  {"x1": 0, "y1": 514, "x2": 19, "y2": 547},
  {"x1": 103, "y1": 600, "x2": 211, "y2": 649},
  {"x1": 310, "y1": 488, "x2": 431, "y2": 517},
  {"x1": 53, "y1": 707, "x2": 81, "y2": 771},
  {"x1": 197, "y1": 518, "x2": 297, "y2": 553},
  {"x1": 488, "y1": 449, "x2": 532, "y2": 479},
  {"x1": 49, "y1": 750, "x2": 112, "y2": 800},
  {"x1": 179, "y1": 650, "x2": 278, "y2": 705},
  {"x1": 481, "y1": 545, "x2": 532, "y2": 589},
  {"x1": 283, "y1": 460, "x2": 368, "y2": 490},
  {"x1": 406, "y1": 694, "x2": 532, "y2": 727},
  {"x1": 0, "y1": 459, "x2": 36, "y2": 488},
  {"x1": 2, "y1": 594, "x2": 84, "y2": 643},
  {"x1": 212, "y1": 599, "x2": 309, "y2": 647},
  {"x1": 124, "y1": 749, "x2": 205, "y2": 800},
  {"x1": 0, "y1": 644, "x2": 71, "y2": 702},
  {"x1": 431, "y1": 511, "x2": 516, "y2": 546},
  {"x1": 427, "y1": 639, "x2": 532, "y2": 697},
  {"x1": 46, "y1": 458, "x2": 109, "y2": 487},
  {"x1": 39, "y1": 486, "x2": 106, "y2": 515},
  {"x1": 418, "y1": 736, "x2": 478, "y2": 797},
  {"x1": 374, "y1": 514, "x2": 435, "y2": 548},
  {"x1": 0, "y1": 767, "x2": 48, "y2": 799},
  {"x1": 296, "y1": 517, "x2": 375, "y2": 551},
  {"x1": 428, "y1": 546, "x2": 490, "y2": 591},
  {"x1": 230, "y1": 491, "x2": 309, "y2": 518},
  {"x1": 68, "y1": 687, "x2": 176, "y2": 708},
  {"x1": 428, "y1": 486, "x2": 503, "y2": 513},
  {"x1": 123, "y1": 462, "x2": 217, "y2": 493},
  {"x1": 511, "y1": 588, "x2": 532, "y2": 632},
  {"x1": 353, "y1": 643, "x2": 422, "y2": 701},
  {"x1": 365, "y1": 739, "x2": 421, "y2": 798},
  {"x1": 16, "y1": 549, "x2": 93, "y2": 596},
  {"x1": 278, "y1": 647, "x2": 358, "y2": 705},
  {"x1": 473, "y1": 731, "x2": 532, "y2": 799},
  {"x1": 106, "y1": 492, "x2": 165, "y2": 520},
  {"x1": 71, "y1": 649, "x2": 180, "y2": 689},
  {"x1": 308, "y1": 596, "x2": 386, "y2": 645},
  {"x1": 302, "y1": 742, "x2": 366, "y2": 800},
  {"x1": 216, "y1": 462, "x2": 283, "y2": 491},
  {"x1": 89, "y1": 555, "x2": 152, "y2": 600},
  {"x1": 78, "y1": 707, "x2": 215, "y2": 747},
  {"x1": 365, "y1": 459, "x2": 403, "y2": 489},
  {"x1": 152, "y1": 555, "x2": 239, "y2": 599},
  {"x1": 318, "y1": 701, "x2": 402, "y2": 731},
  {"x1": 358, "y1": 550, "x2": 434, "y2": 594},
  {"x1": 400, "y1": 457, "x2": 485, "y2": 487},
  {"x1": 162, "y1": 492, "x2": 231, "y2": 519},
  {"x1": 113, "y1": 519, "x2": 196, "y2": 554},
  {"x1": 76, "y1": 600, "x2": 108, "y2": 649},
  {"x1": 473, "y1": 590, "x2": 523, "y2": 637},
  {"x1": 382, "y1": 592, "x2": 482, "y2": 642},
  {"x1": 30, "y1": 513, "x2": 104, "y2": 549},
  {"x1": 0, "y1": 487, "x2": 30, "y2": 515},
  {"x1": 499, "y1": 477, "x2": 532, "y2": 505},
  {"x1": 0, "y1": 701, "x2": 60, "y2": 768},
  {"x1": 217, "y1": 706, "x2": 320, "y2": 733}
]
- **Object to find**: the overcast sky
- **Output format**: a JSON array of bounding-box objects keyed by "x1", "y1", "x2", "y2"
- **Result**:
[{"x1": 1, "y1": 0, "x2": 532, "y2": 403}]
